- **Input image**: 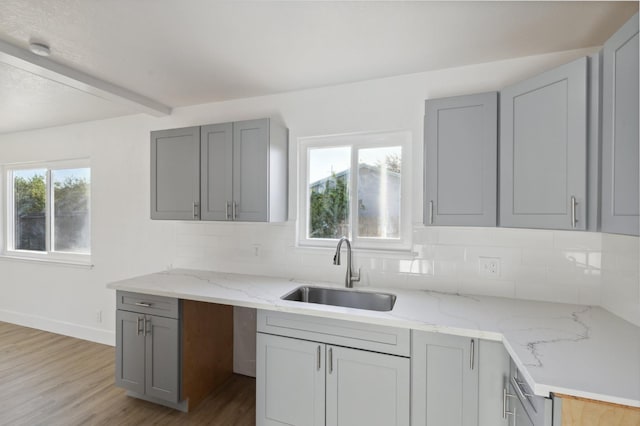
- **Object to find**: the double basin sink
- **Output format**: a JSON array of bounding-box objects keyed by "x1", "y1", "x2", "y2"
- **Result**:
[{"x1": 281, "y1": 286, "x2": 396, "y2": 312}]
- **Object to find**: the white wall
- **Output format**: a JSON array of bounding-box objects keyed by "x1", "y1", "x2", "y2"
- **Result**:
[{"x1": 0, "y1": 46, "x2": 638, "y2": 347}]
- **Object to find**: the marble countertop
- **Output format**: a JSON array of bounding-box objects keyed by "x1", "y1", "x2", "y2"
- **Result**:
[{"x1": 107, "y1": 268, "x2": 640, "y2": 408}]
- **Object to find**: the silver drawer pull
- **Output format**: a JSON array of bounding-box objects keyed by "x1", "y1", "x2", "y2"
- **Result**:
[
  {"x1": 571, "y1": 196, "x2": 578, "y2": 228},
  {"x1": 317, "y1": 345, "x2": 321, "y2": 371},
  {"x1": 511, "y1": 375, "x2": 534, "y2": 401},
  {"x1": 134, "y1": 302, "x2": 152, "y2": 307},
  {"x1": 226, "y1": 201, "x2": 231, "y2": 220}
]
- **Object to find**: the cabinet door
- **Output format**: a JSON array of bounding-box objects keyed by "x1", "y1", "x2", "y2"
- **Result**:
[
  {"x1": 326, "y1": 345, "x2": 410, "y2": 426},
  {"x1": 412, "y1": 331, "x2": 479, "y2": 426},
  {"x1": 145, "y1": 315, "x2": 180, "y2": 403},
  {"x1": 256, "y1": 333, "x2": 325, "y2": 426},
  {"x1": 424, "y1": 92, "x2": 498, "y2": 226},
  {"x1": 201, "y1": 123, "x2": 234, "y2": 221},
  {"x1": 150, "y1": 126, "x2": 201, "y2": 220},
  {"x1": 233, "y1": 119, "x2": 270, "y2": 221},
  {"x1": 500, "y1": 57, "x2": 587, "y2": 230},
  {"x1": 601, "y1": 13, "x2": 639, "y2": 236},
  {"x1": 115, "y1": 310, "x2": 145, "y2": 395},
  {"x1": 478, "y1": 340, "x2": 510, "y2": 426}
]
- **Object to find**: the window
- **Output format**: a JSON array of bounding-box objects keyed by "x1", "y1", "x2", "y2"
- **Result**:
[
  {"x1": 4, "y1": 159, "x2": 91, "y2": 262},
  {"x1": 299, "y1": 131, "x2": 411, "y2": 250}
]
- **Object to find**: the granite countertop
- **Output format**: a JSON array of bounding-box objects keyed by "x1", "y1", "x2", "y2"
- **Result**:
[{"x1": 107, "y1": 268, "x2": 640, "y2": 408}]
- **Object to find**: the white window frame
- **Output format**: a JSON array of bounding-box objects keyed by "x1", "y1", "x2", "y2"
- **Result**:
[
  {"x1": 298, "y1": 130, "x2": 411, "y2": 251},
  {"x1": 2, "y1": 158, "x2": 91, "y2": 264}
]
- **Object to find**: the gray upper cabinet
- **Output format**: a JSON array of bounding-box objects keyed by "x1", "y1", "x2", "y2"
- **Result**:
[
  {"x1": 152, "y1": 118, "x2": 288, "y2": 222},
  {"x1": 499, "y1": 57, "x2": 588, "y2": 230},
  {"x1": 424, "y1": 92, "x2": 498, "y2": 226},
  {"x1": 601, "y1": 13, "x2": 639, "y2": 236},
  {"x1": 201, "y1": 122, "x2": 233, "y2": 221},
  {"x1": 233, "y1": 119, "x2": 273, "y2": 222},
  {"x1": 150, "y1": 126, "x2": 201, "y2": 220}
]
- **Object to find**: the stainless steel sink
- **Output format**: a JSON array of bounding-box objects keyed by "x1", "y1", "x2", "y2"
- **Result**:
[{"x1": 281, "y1": 286, "x2": 396, "y2": 312}]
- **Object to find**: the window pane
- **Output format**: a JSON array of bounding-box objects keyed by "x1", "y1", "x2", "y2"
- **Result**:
[
  {"x1": 357, "y1": 147, "x2": 401, "y2": 239},
  {"x1": 308, "y1": 147, "x2": 350, "y2": 239},
  {"x1": 52, "y1": 168, "x2": 91, "y2": 253},
  {"x1": 14, "y1": 169, "x2": 47, "y2": 251}
]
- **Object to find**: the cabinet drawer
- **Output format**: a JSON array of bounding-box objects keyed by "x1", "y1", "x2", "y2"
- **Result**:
[
  {"x1": 116, "y1": 291, "x2": 180, "y2": 319},
  {"x1": 257, "y1": 310, "x2": 410, "y2": 357},
  {"x1": 510, "y1": 360, "x2": 553, "y2": 425}
]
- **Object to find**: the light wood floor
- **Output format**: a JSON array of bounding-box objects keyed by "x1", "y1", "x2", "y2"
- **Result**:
[{"x1": 0, "y1": 321, "x2": 255, "y2": 426}]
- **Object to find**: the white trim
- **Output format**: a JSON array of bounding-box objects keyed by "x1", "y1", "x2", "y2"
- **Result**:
[
  {"x1": 0, "y1": 254, "x2": 93, "y2": 268},
  {"x1": 298, "y1": 130, "x2": 412, "y2": 250},
  {"x1": 3, "y1": 158, "x2": 92, "y2": 258},
  {"x1": 0, "y1": 309, "x2": 114, "y2": 346},
  {"x1": 0, "y1": 38, "x2": 171, "y2": 117}
]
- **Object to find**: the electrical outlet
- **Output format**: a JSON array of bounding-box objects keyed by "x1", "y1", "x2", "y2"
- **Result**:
[
  {"x1": 96, "y1": 310, "x2": 103, "y2": 324},
  {"x1": 478, "y1": 257, "x2": 500, "y2": 277}
]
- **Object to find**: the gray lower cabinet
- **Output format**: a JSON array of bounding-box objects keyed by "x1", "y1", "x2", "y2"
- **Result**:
[
  {"x1": 412, "y1": 331, "x2": 479, "y2": 426},
  {"x1": 424, "y1": 92, "x2": 498, "y2": 226},
  {"x1": 499, "y1": 57, "x2": 588, "y2": 230},
  {"x1": 412, "y1": 331, "x2": 510, "y2": 426},
  {"x1": 601, "y1": 12, "x2": 639, "y2": 236},
  {"x1": 152, "y1": 118, "x2": 288, "y2": 222},
  {"x1": 257, "y1": 333, "x2": 325, "y2": 426},
  {"x1": 256, "y1": 310, "x2": 410, "y2": 426},
  {"x1": 150, "y1": 126, "x2": 201, "y2": 220},
  {"x1": 116, "y1": 294, "x2": 181, "y2": 406}
]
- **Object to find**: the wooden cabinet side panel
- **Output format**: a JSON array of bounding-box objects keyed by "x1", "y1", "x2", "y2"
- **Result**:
[
  {"x1": 181, "y1": 301, "x2": 234, "y2": 410},
  {"x1": 558, "y1": 394, "x2": 640, "y2": 426}
]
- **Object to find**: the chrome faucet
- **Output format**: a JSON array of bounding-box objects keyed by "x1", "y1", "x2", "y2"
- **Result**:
[{"x1": 333, "y1": 236, "x2": 360, "y2": 288}]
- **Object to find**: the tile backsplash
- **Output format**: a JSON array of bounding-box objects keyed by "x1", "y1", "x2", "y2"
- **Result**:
[{"x1": 169, "y1": 222, "x2": 638, "y2": 323}]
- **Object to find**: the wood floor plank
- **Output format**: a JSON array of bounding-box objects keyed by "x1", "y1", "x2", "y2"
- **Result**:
[{"x1": 0, "y1": 321, "x2": 256, "y2": 426}]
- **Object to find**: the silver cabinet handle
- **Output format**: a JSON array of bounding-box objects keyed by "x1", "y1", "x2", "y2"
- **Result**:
[
  {"x1": 193, "y1": 202, "x2": 199, "y2": 219},
  {"x1": 571, "y1": 196, "x2": 577, "y2": 228},
  {"x1": 470, "y1": 339, "x2": 475, "y2": 370},
  {"x1": 328, "y1": 347, "x2": 333, "y2": 374},
  {"x1": 232, "y1": 201, "x2": 237, "y2": 220},
  {"x1": 136, "y1": 316, "x2": 143, "y2": 335},
  {"x1": 317, "y1": 345, "x2": 321, "y2": 371},
  {"x1": 143, "y1": 317, "x2": 151, "y2": 337},
  {"x1": 226, "y1": 201, "x2": 231, "y2": 220},
  {"x1": 503, "y1": 387, "x2": 516, "y2": 419},
  {"x1": 511, "y1": 376, "x2": 533, "y2": 401},
  {"x1": 134, "y1": 302, "x2": 152, "y2": 307},
  {"x1": 429, "y1": 200, "x2": 434, "y2": 225}
]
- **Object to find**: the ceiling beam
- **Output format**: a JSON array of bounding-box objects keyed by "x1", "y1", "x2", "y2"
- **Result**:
[{"x1": 0, "y1": 38, "x2": 171, "y2": 117}]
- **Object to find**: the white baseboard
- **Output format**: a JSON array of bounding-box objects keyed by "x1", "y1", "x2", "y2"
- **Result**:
[{"x1": 0, "y1": 309, "x2": 115, "y2": 346}]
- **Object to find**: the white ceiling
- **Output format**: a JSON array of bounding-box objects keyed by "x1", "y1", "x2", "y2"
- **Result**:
[{"x1": 0, "y1": 1, "x2": 637, "y2": 134}]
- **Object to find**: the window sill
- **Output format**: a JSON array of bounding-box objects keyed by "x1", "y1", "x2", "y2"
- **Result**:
[
  {"x1": 0, "y1": 254, "x2": 94, "y2": 269},
  {"x1": 295, "y1": 244, "x2": 417, "y2": 258}
]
